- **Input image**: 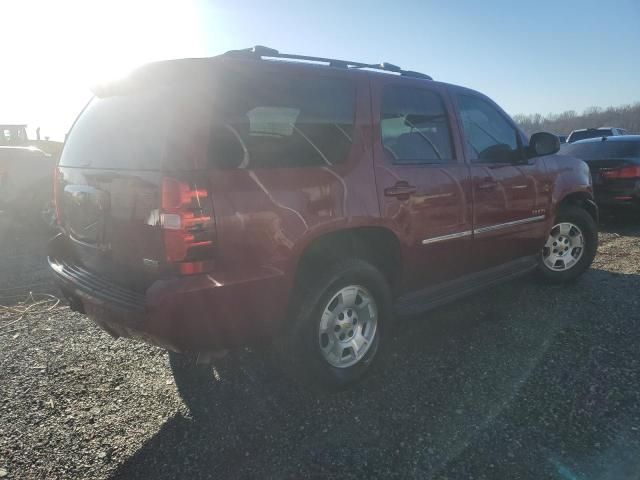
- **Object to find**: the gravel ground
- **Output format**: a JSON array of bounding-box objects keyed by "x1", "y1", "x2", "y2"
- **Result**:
[{"x1": 1, "y1": 212, "x2": 640, "y2": 479}]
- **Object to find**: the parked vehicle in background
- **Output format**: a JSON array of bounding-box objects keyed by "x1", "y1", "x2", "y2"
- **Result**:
[
  {"x1": 562, "y1": 135, "x2": 640, "y2": 210},
  {"x1": 0, "y1": 146, "x2": 57, "y2": 226},
  {"x1": 48, "y1": 46, "x2": 598, "y2": 402},
  {"x1": 567, "y1": 127, "x2": 628, "y2": 143},
  {"x1": 0, "y1": 123, "x2": 64, "y2": 157},
  {"x1": 0, "y1": 124, "x2": 29, "y2": 145},
  {"x1": 0, "y1": 123, "x2": 63, "y2": 226},
  {"x1": 558, "y1": 135, "x2": 567, "y2": 143}
]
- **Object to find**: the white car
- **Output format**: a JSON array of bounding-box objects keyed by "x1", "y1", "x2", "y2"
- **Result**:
[{"x1": 567, "y1": 127, "x2": 629, "y2": 143}]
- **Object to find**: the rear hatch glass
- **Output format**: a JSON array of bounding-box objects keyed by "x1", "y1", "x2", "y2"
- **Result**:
[
  {"x1": 561, "y1": 140, "x2": 640, "y2": 161},
  {"x1": 60, "y1": 89, "x2": 171, "y2": 170}
]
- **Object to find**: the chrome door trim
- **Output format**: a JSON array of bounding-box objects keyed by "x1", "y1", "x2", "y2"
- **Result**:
[
  {"x1": 421, "y1": 215, "x2": 546, "y2": 245},
  {"x1": 422, "y1": 230, "x2": 473, "y2": 245},
  {"x1": 474, "y1": 215, "x2": 546, "y2": 235}
]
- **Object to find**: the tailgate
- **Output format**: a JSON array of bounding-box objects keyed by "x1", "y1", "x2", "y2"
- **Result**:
[
  {"x1": 56, "y1": 167, "x2": 165, "y2": 291},
  {"x1": 55, "y1": 88, "x2": 175, "y2": 291}
]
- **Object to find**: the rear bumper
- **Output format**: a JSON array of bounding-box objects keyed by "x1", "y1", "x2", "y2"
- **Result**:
[
  {"x1": 48, "y1": 235, "x2": 290, "y2": 353},
  {"x1": 594, "y1": 183, "x2": 640, "y2": 209}
]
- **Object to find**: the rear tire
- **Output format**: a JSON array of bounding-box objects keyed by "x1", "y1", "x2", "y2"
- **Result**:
[
  {"x1": 536, "y1": 205, "x2": 598, "y2": 283},
  {"x1": 278, "y1": 258, "x2": 393, "y2": 390},
  {"x1": 168, "y1": 351, "x2": 221, "y2": 417}
]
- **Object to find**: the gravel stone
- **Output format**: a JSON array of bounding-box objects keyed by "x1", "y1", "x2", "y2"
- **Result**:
[{"x1": 1, "y1": 213, "x2": 640, "y2": 479}]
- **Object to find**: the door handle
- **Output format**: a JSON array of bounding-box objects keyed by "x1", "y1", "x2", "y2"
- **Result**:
[
  {"x1": 477, "y1": 178, "x2": 498, "y2": 191},
  {"x1": 384, "y1": 182, "x2": 417, "y2": 199}
]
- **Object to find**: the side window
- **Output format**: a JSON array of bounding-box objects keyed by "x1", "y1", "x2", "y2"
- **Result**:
[
  {"x1": 381, "y1": 86, "x2": 454, "y2": 164},
  {"x1": 457, "y1": 94, "x2": 521, "y2": 163},
  {"x1": 208, "y1": 73, "x2": 355, "y2": 169}
]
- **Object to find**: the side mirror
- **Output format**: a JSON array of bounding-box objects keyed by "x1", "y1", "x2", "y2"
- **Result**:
[{"x1": 529, "y1": 132, "x2": 560, "y2": 157}]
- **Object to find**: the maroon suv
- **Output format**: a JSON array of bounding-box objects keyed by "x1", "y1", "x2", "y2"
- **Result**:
[{"x1": 49, "y1": 46, "x2": 598, "y2": 394}]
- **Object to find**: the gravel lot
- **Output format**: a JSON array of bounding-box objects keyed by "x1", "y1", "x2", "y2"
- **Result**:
[{"x1": 1, "y1": 212, "x2": 640, "y2": 479}]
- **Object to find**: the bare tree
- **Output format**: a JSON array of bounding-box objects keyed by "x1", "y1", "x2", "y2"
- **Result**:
[{"x1": 514, "y1": 103, "x2": 640, "y2": 136}]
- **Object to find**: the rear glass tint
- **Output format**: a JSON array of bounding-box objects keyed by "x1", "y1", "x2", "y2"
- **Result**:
[
  {"x1": 60, "y1": 88, "x2": 171, "y2": 169},
  {"x1": 561, "y1": 140, "x2": 640, "y2": 160},
  {"x1": 208, "y1": 72, "x2": 355, "y2": 168}
]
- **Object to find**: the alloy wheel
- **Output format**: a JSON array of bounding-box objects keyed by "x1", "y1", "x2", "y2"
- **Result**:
[
  {"x1": 542, "y1": 222, "x2": 585, "y2": 271},
  {"x1": 318, "y1": 285, "x2": 378, "y2": 368}
]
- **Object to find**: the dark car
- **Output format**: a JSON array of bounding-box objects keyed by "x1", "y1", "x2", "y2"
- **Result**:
[
  {"x1": 558, "y1": 134, "x2": 567, "y2": 144},
  {"x1": 567, "y1": 127, "x2": 628, "y2": 143},
  {"x1": 562, "y1": 135, "x2": 640, "y2": 209},
  {"x1": 48, "y1": 46, "x2": 598, "y2": 397}
]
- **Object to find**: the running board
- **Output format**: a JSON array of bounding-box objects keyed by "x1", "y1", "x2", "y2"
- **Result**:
[{"x1": 395, "y1": 256, "x2": 538, "y2": 317}]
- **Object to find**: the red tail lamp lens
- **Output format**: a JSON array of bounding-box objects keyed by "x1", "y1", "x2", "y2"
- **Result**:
[
  {"x1": 601, "y1": 166, "x2": 640, "y2": 179},
  {"x1": 160, "y1": 177, "x2": 215, "y2": 265}
]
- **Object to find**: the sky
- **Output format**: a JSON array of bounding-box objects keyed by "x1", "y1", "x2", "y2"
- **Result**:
[{"x1": 1, "y1": 0, "x2": 638, "y2": 141}]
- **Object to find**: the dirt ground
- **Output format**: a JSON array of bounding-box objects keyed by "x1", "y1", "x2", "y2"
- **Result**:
[{"x1": 1, "y1": 212, "x2": 639, "y2": 479}]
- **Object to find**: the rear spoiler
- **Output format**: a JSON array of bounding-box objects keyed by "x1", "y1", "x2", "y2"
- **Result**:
[{"x1": 91, "y1": 58, "x2": 213, "y2": 98}]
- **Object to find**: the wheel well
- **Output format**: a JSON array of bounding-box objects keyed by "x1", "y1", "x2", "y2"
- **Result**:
[
  {"x1": 295, "y1": 227, "x2": 402, "y2": 290},
  {"x1": 559, "y1": 192, "x2": 598, "y2": 224}
]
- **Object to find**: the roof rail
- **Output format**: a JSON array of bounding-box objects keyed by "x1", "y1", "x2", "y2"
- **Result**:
[{"x1": 223, "y1": 46, "x2": 433, "y2": 80}]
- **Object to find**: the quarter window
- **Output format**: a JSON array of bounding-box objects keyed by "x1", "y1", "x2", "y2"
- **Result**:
[
  {"x1": 381, "y1": 86, "x2": 454, "y2": 164},
  {"x1": 457, "y1": 94, "x2": 521, "y2": 163},
  {"x1": 208, "y1": 73, "x2": 355, "y2": 169}
]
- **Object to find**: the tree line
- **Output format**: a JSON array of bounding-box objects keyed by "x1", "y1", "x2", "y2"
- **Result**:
[{"x1": 513, "y1": 103, "x2": 640, "y2": 136}]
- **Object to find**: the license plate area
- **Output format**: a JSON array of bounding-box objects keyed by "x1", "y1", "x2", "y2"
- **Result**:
[{"x1": 63, "y1": 184, "x2": 111, "y2": 247}]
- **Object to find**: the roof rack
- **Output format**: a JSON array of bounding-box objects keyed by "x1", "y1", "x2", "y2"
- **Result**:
[{"x1": 223, "y1": 45, "x2": 433, "y2": 80}]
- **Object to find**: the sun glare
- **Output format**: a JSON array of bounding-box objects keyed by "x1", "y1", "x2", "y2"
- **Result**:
[{"x1": 1, "y1": 0, "x2": 208, "y2": 140}]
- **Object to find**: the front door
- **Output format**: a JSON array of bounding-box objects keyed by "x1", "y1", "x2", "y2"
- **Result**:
[
  {"x1": 453, "y1": 91, "x2": 550, "y2": 271},
  {"x1": 372, "y1": 79, "x2": 473, "y2": 290}
]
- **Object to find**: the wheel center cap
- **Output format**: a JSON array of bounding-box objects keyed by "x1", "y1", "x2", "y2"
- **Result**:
[
  {"x1": 335, "y1": 310, "x2": 357, "y2": 341},
  {"x1": 555, "y1": 235, "x2": 571, "y2": 255}
]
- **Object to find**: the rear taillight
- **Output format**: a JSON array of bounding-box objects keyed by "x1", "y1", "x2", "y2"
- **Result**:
[
  {"x1": 600, "y1": 165, "x2": 640, "y2": 179},
  {"x1": 160, "y1": 177, "x2": 216, "y2": 273}
]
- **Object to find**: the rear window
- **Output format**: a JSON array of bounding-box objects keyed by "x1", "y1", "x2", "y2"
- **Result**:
[
  {"x1": 381, "y1": 86, "x2": 454, "y2": 164},
  {"x1": 60, "y1": 88, "x2": 171, "y2": 169},
  {"x1": 568, "y1": 129, "x2": 613, "y2": 142},
  {"x1": 561, "y1": 140, "x2": 640, "y2": 160},
  {"x1": 208, "y1": 72, "x2": 355, "y2": 168}
]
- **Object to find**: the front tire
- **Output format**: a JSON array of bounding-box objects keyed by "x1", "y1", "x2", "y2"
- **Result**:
[
  {"x1": 280, "y1": 258, "x2": 393, "y2": 390},
  {"x1": 537, "y1": 205, "x2": 598, "y2": 283}
]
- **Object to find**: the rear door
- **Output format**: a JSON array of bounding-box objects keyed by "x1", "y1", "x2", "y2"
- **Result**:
[
  {"x1": 452, "y1": 91, "x2": 550, "y2": 271},
  {"x1": 372, "y1": 79, "x2": 473, "y2": 290}
]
